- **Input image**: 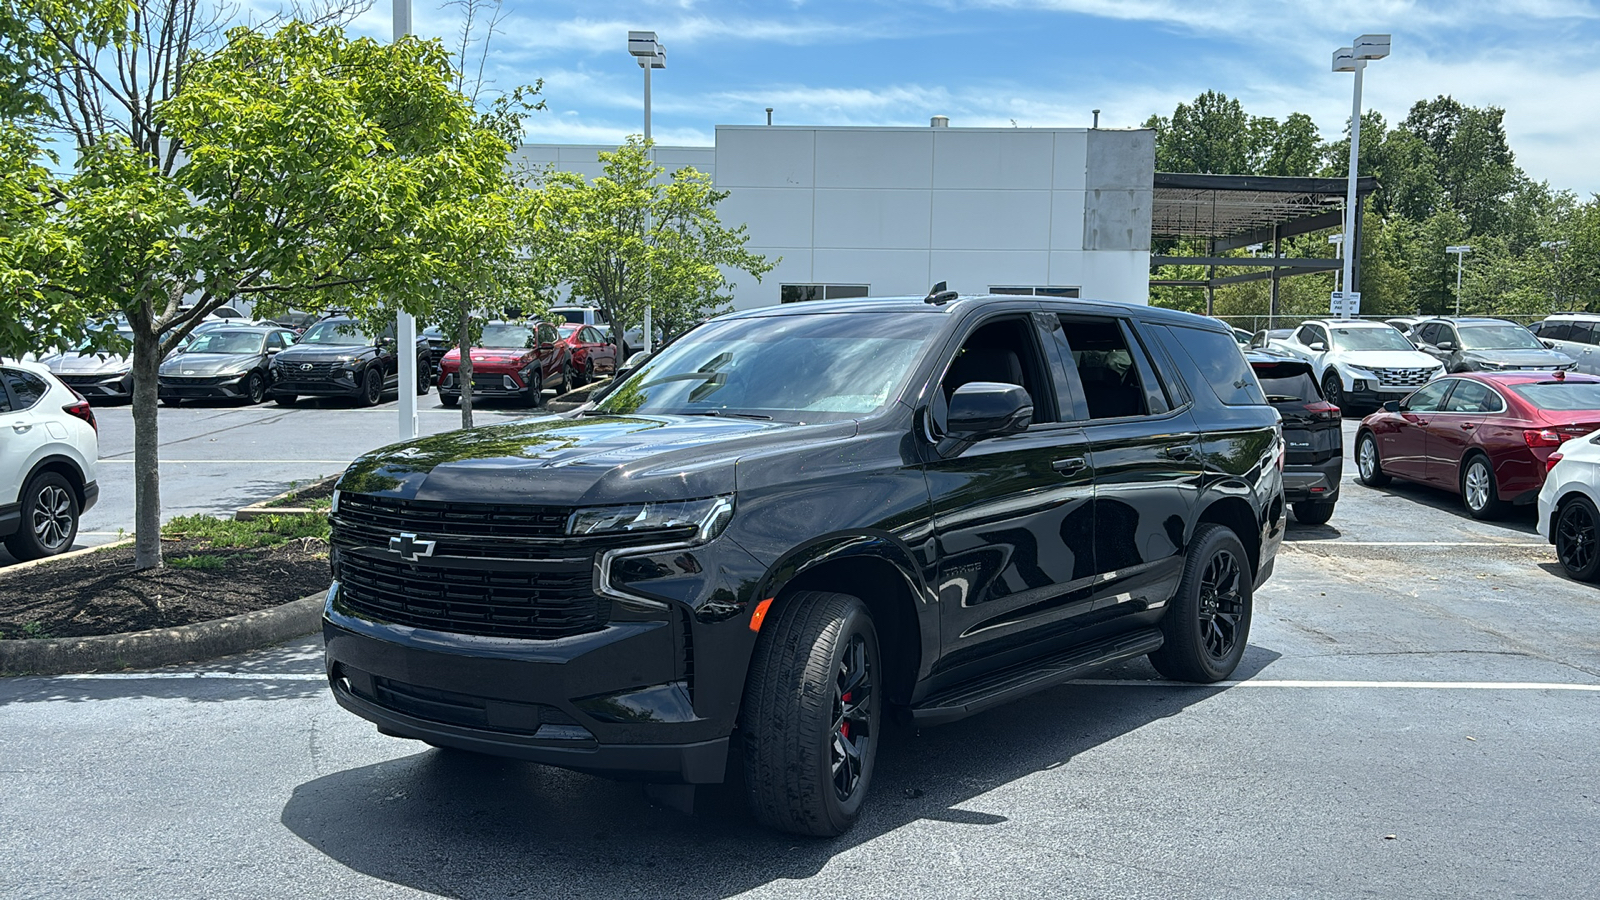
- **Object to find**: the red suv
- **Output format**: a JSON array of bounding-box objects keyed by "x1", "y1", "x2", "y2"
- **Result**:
[{"x1": 437, "y1": 321, "x2": 574, "y2": 408}]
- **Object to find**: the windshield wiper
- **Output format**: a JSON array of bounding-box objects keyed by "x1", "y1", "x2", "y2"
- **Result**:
[{"x1": 679, "y1": 410, "x2": 772, "y2": 420}]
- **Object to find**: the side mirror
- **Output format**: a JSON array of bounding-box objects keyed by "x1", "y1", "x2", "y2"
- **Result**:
[
  {"x1": 1543, "y1": 339, "x2": 1557, "y2": 349},
  {"x1": 1383, "y1": 400, "x2": 1401, "y2": 413},
  {"x1": 376, "y1": 336, "x2": 396, "y2": 349},
  {"x1": 1436, "y1": 341, "x2": 1455, "y2": 351},
  {"x1": 939, "y1": 382, "x2": 1033, "y2": 455},
  {"x1": 266, "y1": 346, "x2": 280, "y2": 354},
  {"x1": 1308, "y1": 341, "x2": 1327, "y2": 352}
]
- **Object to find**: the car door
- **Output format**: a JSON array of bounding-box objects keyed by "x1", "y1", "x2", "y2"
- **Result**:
[
  {"x1": 1424, "y1": 379, "x2": 1500, "y2": 488},
  {"x1": 537, "y1": 323, "x2": 561, "y2": 386},
  {"x1": 1380, "y1": 379, "x2": 1455, "y2": 480},
  {"x1": 0, "y1": 369, "x2": 51, "y2": 504},
  {"x1": 923, "y1": 311, "x2": 1098, "y2": 672},
  {"x1": 1057, "y1": 315, "x2": 1202, "y2": 614},
  {"x1": 1414, "y1": 323, "x2": 1451, "y2": 367}
]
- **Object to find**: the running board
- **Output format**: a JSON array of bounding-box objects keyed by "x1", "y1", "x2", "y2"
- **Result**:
[{"x1": 910, "y1": 628, "x2": 1165, "y2": 726}]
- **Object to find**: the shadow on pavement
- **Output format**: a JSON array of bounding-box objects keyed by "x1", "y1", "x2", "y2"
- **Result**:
[
  {"x1": 1343, "y1": 479, "x2": 1539, "y2": 533},
  {"x1": 280, "y1": 647, "x2": 1280, "y2": 899}
]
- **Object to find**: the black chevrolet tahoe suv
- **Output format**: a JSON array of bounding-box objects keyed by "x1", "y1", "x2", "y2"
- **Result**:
[
  {"x1": 322, "y1": 294, "x2": 1286, "y2": 836},
  {"x1": 267, "y1": 315, "x2": 431, "y2": 407}
]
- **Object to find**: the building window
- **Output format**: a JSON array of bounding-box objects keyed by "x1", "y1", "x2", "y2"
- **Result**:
[
  {"x1": 989, "y1": 285, "x2": 1081, "y2": 298},
  {"x1": 781, "y1": 284, "x2": 870, "y2": 303}
]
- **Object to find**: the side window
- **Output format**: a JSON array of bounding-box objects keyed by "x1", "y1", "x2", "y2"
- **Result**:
[
  {"x1": 1311, "y1": 325, "x2": 1331, "y2": 347},
  {"x1": 1166, "y1": 325, "x2": 1267, "y2": 407},
  {"x1": 1444, "y1": 380, "x2": 1496, "y2": 413},
  {"x1": 1403, "y1": 380, "x2": 1453, "y2": 412},
  {"x1": 0, "y1": 370, "x2": 13, "y2": 412},
  {"x1": 1134, "y1": 322, "x2": 1192, "y2": 408},
  {"x1": 3, "y1": 369, "x2": 48, "y2": 410},
  {"x1": 938, "y1": 316, "x2": 1055, "y2": 426},
  {"x1": 267, "y1": 332, "x2": 286, "y2": 350},
  {"x1": 1572, "y1": 322, "x2": 1598, "y2": 345},
  {"x1": 1056, "y1": 316, "x2": 1152, "y2": 420},
  {"x1": 1543, "y1": 322, "x2": 1572, "y2": 341},
  {"x1": 1294, "y1": 325, "x2": 1317, "y2": 345},
  {"x1": 1527, "y1": 321, "x2": 1544, "y2": 336},
  {"x1": 1414, "y1": 323, "x2": 1439, "y2": 345},
  {"x1": 1442, "y1": 325, "x2": 1461, "y2": 347}
]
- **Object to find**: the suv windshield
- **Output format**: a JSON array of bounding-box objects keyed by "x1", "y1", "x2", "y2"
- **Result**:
[
  {"x1": 183, "y1": 331, "x2": 264, "y2": 355},
  {"x1": 299, "y1": 320, "x2": 368, "y2": 346},
  {"x1": 1330, "y1": 326, "x2": 1412, "y2": 352},
  {"x1": 479, "y1": 323, "x2": 535, "y2": 348},
  {"x1": 591, "y1": 313, "x2": 940, "y2": 422},
  {"x1": 1458, "y1": 324, "x2": 1543, "y2": 350}
]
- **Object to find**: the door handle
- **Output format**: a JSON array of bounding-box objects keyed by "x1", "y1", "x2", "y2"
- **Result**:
[
  {"x1": 1052, "y1": 457, "x2": 1087, "y2": 474},
  {"x1": 1160, "y1": 445, "x2": 1197, "y2": 460},
  {"x1": 1460, "y1": 422, "x2": 1475, "y2": 430},
  {"x1": 11, "y1": 423, "x2": 30, "y2": 434}
]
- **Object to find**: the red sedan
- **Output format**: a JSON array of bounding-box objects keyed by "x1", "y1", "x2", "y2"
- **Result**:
[
  {"x1": 437, "y1": 321, "x2": 573, "y2": 408},
  {"x1": 556, "y1": 323, "x2": 618, "y2": 384},
  {"x1": 1355, "y1": 372, "x2": 1600, "y2": 518}
]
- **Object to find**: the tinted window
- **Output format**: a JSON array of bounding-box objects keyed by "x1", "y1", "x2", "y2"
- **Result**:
[
  {"x1": 0, "y1": 373, "x2": 12, "y2": 412},
  {"x1": 1168, "y1": 325, "x2": 1267, "y2": 407},
  {"x1": 1252, "y1": 362, "x2": 1321, "y2": 402},
  {"x1": 1443, "y1": 380, "x2": 1500, "y2": 413},
  {"x1": 1541, "y1": 321, "x2": 1572, "y2": 341},
  {"x1": 299, "y1": 320, "x2": 368, "y2": 345},
  {"x1": 1059, "y1": 317, "x2": 1151, "y2": 419},
  {"x1": 941, "y1": 317, "x2": 1055, "y2": 424},
  {"x1": 1416, "y1": 323, "x2": 1445, "y2": 345},
  {"x1": 3, "y1": 369, "x2": 48, "y2": 410},
  {"x1": 1508, "y1": 382, "x2": 1600, "y2": 411},
  {"x1": 1569, "y1": 322, "x2": 1597, "y2": 345},
  {"x1": 1403, "y1": 380, "x2": 1453, "y2": 412},
  {"x1": 1295, "y1": 325, "x2": 1318, "y2": 345}
]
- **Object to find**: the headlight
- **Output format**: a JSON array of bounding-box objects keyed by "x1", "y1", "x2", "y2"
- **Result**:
[
  {"x1": 1477, "y1": 360, "x2": 1503, "y2": 371},
  {"x1": 1344, "y1": 366, "x2": 1376, "y2": 380},
  {"x1": 567, "y1": 496, "x2": 734, "y2": 543}
]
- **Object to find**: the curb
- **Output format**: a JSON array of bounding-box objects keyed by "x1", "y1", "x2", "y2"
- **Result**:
[
  {"x1": 2, "y1": 537, "x2": 133, "y2": 574},
  {"x1": 0, "y1": 590, "x2": 327, "y2": 677},
  {"x1": 235, "y1": 475, "x2": 339, "y2": 522}
]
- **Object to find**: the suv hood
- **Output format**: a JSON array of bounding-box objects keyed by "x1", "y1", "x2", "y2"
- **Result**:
[
  {"x1": 1337, "y1": 349, "x2": 1440, "y2": 369},
  {"x1": 1463, "y1": 348, "x2": 1573, "y2": 368},
  {"x1": 274, "y1": 345, "x2": 370, "y2": 363},
  {"x1": 337, "y1": 413, "x2": 858, "y2": 507}
]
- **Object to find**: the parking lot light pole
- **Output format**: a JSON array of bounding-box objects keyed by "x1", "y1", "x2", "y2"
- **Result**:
[
  {"x1": 1333, "y1": 34, "x2": 1389, "y2": 320},
  {"x1": 628, "y1": 31, "x2": 666, "y2": 356},
  {"x1": 395, "y1": 0, "x2": 418, "y2": 439},
  {"x1": 1446, "y1": 245, "x2": 1473, "y2": 316}
]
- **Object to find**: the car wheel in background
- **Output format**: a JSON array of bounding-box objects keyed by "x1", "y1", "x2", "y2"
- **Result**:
[
  {"x1": 560, "y1": 365, "x2": 575, "y2": 396},
  {"x1": 6, "y1": 471, "x2": 79, "y2": 561},
  {"x1": 1321, "y1": 370, "x2": 1345, "y2": 412},
  {"x1": 1292, "y1": 500, "x2": 1336, "y2": 526},
  {"x1": 583, "y1": 358, "x2": 595, "y2": 385},
  {"x1": 274, "y1": 393, "x2": 298, "y2": 407},
  {"x1": 1555, "y1": 496, "x2": 1600, "y2": 581},
  {"x1": 161, "y1": 397, "x2": 182, "y2": 407},
  {"x1": 742, "y1": 591, "x2": 881, "y2": 838},
  {"x1": 416, "y1": 360, "x2": 430, "y2": 395},
  {"x1": 1461, "y1": 455, "x2": 1506, "y2": 520},
  {"x1": 1148, "y1": 523, "x2": 1252, "y2": 683},
  {"x1": 360, "y1": 368, "x2": 382, "y2": 407},
  {"x1": 244, "y1": 372, "x2": 266, "y2": 404},
  {"x1": 1355, "y1": 431, "x2": 1390, "y2": 487},
  {"x1": 439, "y1": 392, "x2": 459, "y2": 408}
]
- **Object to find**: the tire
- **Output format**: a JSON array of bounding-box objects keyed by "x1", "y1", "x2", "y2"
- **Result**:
[
  {"x1": 1293, "y1": 500, "x2": 1336, "y2": 525},
  {"x1": 274, "y1": 394, "x2": 298, "y2": 407},
  {"x1": 1555, "y1": 495, "x2": 1600, "y2": 581},
  {"x1": 1148, "y1": 523, "x2": 1253, "y2": 683},
  {"x1": 583, "y1": 358, "x2": 595, "y2": 385},
  {"x1": 559, "y1": 365, "x2": 575, "y2": 397},
  {"x1": 359, "y1": 368, "x2": 382, "y2": 407},
  {"x1": 1355, "y1": 430, "x2": 1390, "y2": 487},
  {"x1": 416, "y1": 359, "x2": 431, "y2": 395},
  {"x1": 161, "y1": 396, "x2": 181, "y2": 407},
  {"x1": 244, "y1": 371, "x2": 266, "y2": 404},
  {"x1": 1460, "y1": 454, "x2": 1506, "y2": 520},
  {"x1": 5, "y1": 471, "x2": 79, "y2": 561},
  {"x1": 1321, "y1": 370, "x2": 1345, "y2": 412},
  {"x1": 742, "y1": 590, "x2": 882, "y2": 838},
  {"x1": 440, "y1": 392, "x2": 459, "y2": 408}
]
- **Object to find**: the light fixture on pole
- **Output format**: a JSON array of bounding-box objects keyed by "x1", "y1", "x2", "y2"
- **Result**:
[
  {"x1": 395, "y1": 0, "x2": 418, "y2": 440},
  {"x1": 627, "y1": 31, "x2": 666, "y2": 355},
  {"x1": 1332, "y1": 33, "x2": 1390, "y2": 320},
  {"x1": 1446, "y1": 245, "x2": 1472, "y2": 316},
  {"x1": 1328, "y1": 233, "x2": 1344, "y2": 292}
]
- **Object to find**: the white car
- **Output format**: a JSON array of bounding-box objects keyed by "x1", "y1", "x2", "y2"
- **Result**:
[
  {"x1": 1269, "y1": 319, "x2": 1444, "y2": 411},
  {"x1": 1537, "y1": 430, "x2": 1600, "y2": 581},
  {"x1": 0, "y1": 361, "x2": 100, "y2": 560}
]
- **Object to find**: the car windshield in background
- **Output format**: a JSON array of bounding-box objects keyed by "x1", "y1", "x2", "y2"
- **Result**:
[
  {"x1": 298, "y1": 321, "x2": 367, "y2": 345},
  {"x1": 1458, "y1": 324, "x2": 1544, "y2": 350},
  {"x1": 558, "y1": 325, "x2": 581, "y2": 338},
  {"x1": 1331, "y1": 327, "x2": 1413, "y2": 351},
  {"x1": 479, "y1": 324, "x2": 535, "y2": 348},
  {"x1": 591, "y1": 313, "x2": 940, "y2": 422},
  {"x1": 554, "y1": 310, "x2": 586, "y2": 324},
  {"x1": 1508, "y1": 382, "x2": 1600, "y2": 410},
  {"x1": 1252, "y1": 363, "x2": 1320, "y2": 402},
  {"x1": 184, "y1": 332, "x2": 264, "y2": 354}
]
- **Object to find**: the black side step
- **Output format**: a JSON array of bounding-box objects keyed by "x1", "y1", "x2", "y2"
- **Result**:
[{"x1": 910, "y1": 628, "x2": 1164, "y2": 726}]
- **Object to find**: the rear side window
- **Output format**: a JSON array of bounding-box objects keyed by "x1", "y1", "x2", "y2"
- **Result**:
[
  {"x1": 3, "y1": 369, "x2": 48, "y2": 411},
  {"x1": 1168, "y1": 326, "x2": 1267, "y2": 406},
  {"x1": 1252, "y1": 362, "x2": 1321, "y2": 403},
  {"x1": 1442, "y1": 380, "x2": 1503, "y2": 413},
  {"x1": 1572, "y1": 322, "x2": 1599, "y2": 345},
  {"x1": 1057, "y1": 317, "x2": 1158, "y2": 420}
]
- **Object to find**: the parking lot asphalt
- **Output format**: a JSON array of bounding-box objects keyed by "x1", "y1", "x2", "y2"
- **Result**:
[{"x1": 4, "y1": 418, "x2": 1600, "y2": 899}]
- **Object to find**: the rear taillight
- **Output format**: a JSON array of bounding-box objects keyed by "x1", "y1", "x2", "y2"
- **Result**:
[
  {"x1": 1305, "y1": 400, "x2": 1341, "y2": 420},
  {"x1": 63, "y1": 396, "x2": 97, "y2": 433},
  {"x1": 1524, "y1": 429, "x2": 1564, "y2": 448},
  {"x1": 1547, "y1": 452, "x2": 1564, "y2": 474}
]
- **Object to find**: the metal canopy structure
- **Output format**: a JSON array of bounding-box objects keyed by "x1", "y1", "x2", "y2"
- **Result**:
[{"x1": 1150, "y1": 172, "x2": 1379, "y2": 317}]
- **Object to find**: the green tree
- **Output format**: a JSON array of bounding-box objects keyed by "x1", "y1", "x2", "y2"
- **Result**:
[
  {"x1": 1145, "y1": 90, "x2": 1251, "y2": 174},
  {"x1": 541, "y1": 138, "x2": 775, "y2": 352},
  {"x1": 1250, "y1": 112, "x2": 1322, "y2": 177}
]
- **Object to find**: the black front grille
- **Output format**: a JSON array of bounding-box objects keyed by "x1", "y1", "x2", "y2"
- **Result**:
[
  {"x1": 161, "y1": 375, "x2": 230, "y2": 385},
  {"x1": 337, "y1": 551, "x2": 604, "y2": 639},
  {"x1": 280, "y1": 361, "x2": 340, "y2": 381},
  {"x1": 336, "y1": 493, "x2": 570, "y2": 540}
]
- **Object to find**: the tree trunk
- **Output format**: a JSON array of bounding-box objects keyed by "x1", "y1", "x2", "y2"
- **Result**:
[
  {"x1": 131, "y1": 329, "x2": 164, "y2": 570},
  {"x1": 457, "y1": 305, "x2": 474, "y2": 429}
]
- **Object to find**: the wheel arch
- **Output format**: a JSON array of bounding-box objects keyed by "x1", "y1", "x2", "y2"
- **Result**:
[
  {"x1": 20, "y1": 455, "x2": 89, "y2": 509},
  {"x1": 1550, "y1": 487, "x2": 1598, "y2": 542},
  {"x1": 1194, "y1": 495, "x2": 1262, "y2": 578}
]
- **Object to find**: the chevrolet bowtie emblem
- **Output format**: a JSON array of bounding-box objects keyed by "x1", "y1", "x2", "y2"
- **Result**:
[{"x1": 389, "y1": 532, "x2": 436, "y2": 562}]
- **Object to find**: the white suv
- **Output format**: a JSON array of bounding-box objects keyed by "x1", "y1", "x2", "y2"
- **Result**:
[
  {"x1": 0, "y1": 361, "x2": 100, "y2": 560},
  {"x1": 1269, "y1": 319, "x2": 1444, "y2": 411}
]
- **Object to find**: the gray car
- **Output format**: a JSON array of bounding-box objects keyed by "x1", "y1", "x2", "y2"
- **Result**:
[
  {"x1": 1412, "y1": 317, "x2": 1575, "y2": 373},
  {"x1": 158, "y1": 326, "x2": 298, "y2": 405},
  {"x1": 37, "y1": 330, "x2": 135, "y2": 401}
]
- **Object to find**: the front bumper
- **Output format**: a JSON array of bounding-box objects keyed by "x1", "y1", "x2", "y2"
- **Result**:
[
  {"x1": 438, "y1": 370, "x2": 532, "y2": 397},
  {"x1": 268, "y1": 373, "x2": 360, "y2": 397},
  {"x1": 158, "y1": 374, "x2": 251, "y2": 400},
  {"x1": 56, "y1": 373, "x2": 132, "y2": 399}
]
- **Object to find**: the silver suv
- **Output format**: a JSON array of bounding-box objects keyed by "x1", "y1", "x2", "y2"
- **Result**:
[{"x1": 1529, "y1": 314, "x2": 1600, "y2": 376}]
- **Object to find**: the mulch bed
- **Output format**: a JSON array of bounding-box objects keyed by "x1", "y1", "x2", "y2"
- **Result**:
[{"x1": 0, "y1": 537, "x2": 330, "y2": 640}]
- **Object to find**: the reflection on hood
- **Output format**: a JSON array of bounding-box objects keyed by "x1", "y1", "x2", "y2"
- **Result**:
[
  {"x1": 41, "y1": 352, "x2": 132, "y2": 374},
  {"x1": 160, "y1": 352, "x2": 259, "y2": 375}
]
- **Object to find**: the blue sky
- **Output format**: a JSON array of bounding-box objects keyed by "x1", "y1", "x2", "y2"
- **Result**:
[{"x1": 346, "y1": 0, "x2": 1600, "y2": 195}]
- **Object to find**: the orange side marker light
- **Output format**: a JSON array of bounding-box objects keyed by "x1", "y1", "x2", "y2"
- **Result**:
[{"x1": 749, "y1": 598, "x2": 775, "y2": 632}]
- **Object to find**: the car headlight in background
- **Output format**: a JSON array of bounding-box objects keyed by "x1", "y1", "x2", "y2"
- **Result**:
[
  {"x1": 568, "y1": 496, "x2": 734, "y2": 543},
  {"x1": 1477, "y1": 360, "x2": 1504, "y2": 370}
]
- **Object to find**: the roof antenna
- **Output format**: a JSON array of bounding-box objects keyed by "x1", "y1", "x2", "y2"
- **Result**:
[{"x1": 923, "y1": 281, "x2": 958, "y2": 305}]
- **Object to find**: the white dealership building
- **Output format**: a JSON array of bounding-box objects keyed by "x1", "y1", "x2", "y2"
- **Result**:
[{"x1": 515, "y1": 122, "x2": 1155, "y2": 309}]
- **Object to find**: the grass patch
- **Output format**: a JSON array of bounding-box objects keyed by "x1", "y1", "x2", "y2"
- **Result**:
[
  {"x1": 162, "y1": 512, "x2": 329, "y2": 548},
  {"x1": 169, "y1": 554, "x2": 227, "y2": 571},
  {"x1": 264, "y1": 477, "x2": 337, "y2": 508}
]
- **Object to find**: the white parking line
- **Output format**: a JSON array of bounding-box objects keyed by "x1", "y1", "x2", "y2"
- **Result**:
[
  {"x1": 54, "y1": 672, "x2": 323, "y2": 681},
  {"x1": 1286, "y1": 541, "x2": 1546, "y2": 548}
]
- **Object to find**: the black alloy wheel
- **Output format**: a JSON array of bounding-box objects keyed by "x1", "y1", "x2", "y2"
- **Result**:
[
  {"x1": 1555, "y1": 496, "x2": 1600, "y2": 581},
  {"x1": 1460, "y1": 455, "x2": 1506, "y2": 520},
  {"x1": 244, "y1": 371, "x2": 266, "y2": 404},
  {"x1": 5, "y1": 471, "x2": 79, "y2": 561},
  {"x1": 1355, "y1": 431, "x2": 1390, "y2": 487},
  {"x1": 583, "y1": 358, "x2": 595, "y2": 385},
  {"x1": 1148, "y1": 523, "x2": 1253, "y2": 683},
  {"x1": 360, "y1": 368, "x2": 383, "y2": 407},
  {"x1": 743, "y1": 590, "x2": 882, "y2": 837},
  {"x1": 416, "y1": 359, "x2": 431, "y2": 395},
  {"x1": 560, "y1": 365, "x2": 575, "y2": 397},
  {"x1": 1321, "y1": 370, "x2": 1345, "y2": 412}
]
